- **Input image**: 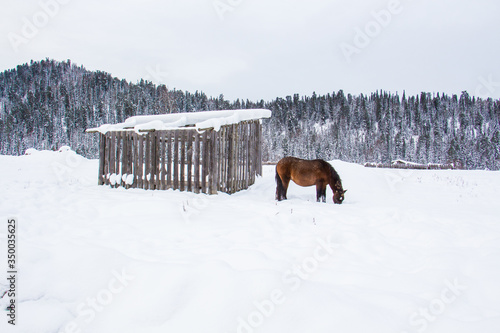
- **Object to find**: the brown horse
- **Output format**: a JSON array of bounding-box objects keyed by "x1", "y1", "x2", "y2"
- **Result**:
[{"x1": 275, "y1": 157, "x2": 347, "y2": 203}]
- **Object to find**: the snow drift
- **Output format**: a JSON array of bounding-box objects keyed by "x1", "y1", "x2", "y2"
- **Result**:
[{"x1": 0, "y1": 148, "x2": 499, "y2": 333}]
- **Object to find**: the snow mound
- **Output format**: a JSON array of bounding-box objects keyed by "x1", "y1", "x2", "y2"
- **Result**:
[
  {"x1": 1, "y1": 152, "x2": 500, "y2": 333},
  {"x1": 5, "y1": 147, "x2": 97, "y2": 188}
]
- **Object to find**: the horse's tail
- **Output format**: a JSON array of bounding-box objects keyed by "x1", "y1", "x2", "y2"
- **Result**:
[{"x1": 275, "y1": 167, "x2": 285, "y2": 201}]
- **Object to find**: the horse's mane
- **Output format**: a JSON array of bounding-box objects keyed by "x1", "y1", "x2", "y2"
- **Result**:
[{"x1": 328, "y1": 163, "x2": 341, "y2": 185}]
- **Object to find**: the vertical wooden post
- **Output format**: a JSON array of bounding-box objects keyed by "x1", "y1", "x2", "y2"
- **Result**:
[
  {"x1": 233, "y1": 124, "x2": 239, "y2": 193},
  {"x1": 166, "y1": 131, "x2": 172, "y2": 189},
  {"x1": 209, "y1": 130, "x2": 218, "y2": 194},
  {"x1": 244, "y1": 123, "x2": 250, "y2": 189},
  {"x1": 120, "y1": 131, "x2": 127, "y2": 188},
  {"x1": 104, "y1": 133, "x2": 111, "y2": 186},
  {"x1": 228, "y1": 125, "x2": 234, "y2": 194},
  {"x1": 252, "y1": 121, "x2": 256, "y2": 180},
  {"x1": 144, "y1": 132, "x2": 150, "y2": 190},
  {"x1": 154, "y1": 131, "x2": 160, "y2": 190},
  {"x1": 187, "y1": 131, "x2": 193, "y2": 192},
  {"x1": 116, "y1": 132, "x2": 122, "y2": 188},
  {"x1": 194, "y1": 132, "x2": 200, "y2": 194},
  {"x1": 132, "y1": 132, "x2": 138, "y2": 189},
  {"x1": 257, "y1": 120, "x2": 262, "y2": 176},
  {"x1": 159, "y1": 131, "x2": 165, "y2": 190},
  {"x1": 180, "y1": 131, "x2": 186, "y2": 192},
  {"x1": 173, "y1": 130, "x2": 179, "y2": 190},
  {"x1": 201, "y1": 131, "x2": 208, "y2": 193},
  {"x1": 98, "y1": 133, "x2": 105, "y2": 185},
  {"x1": 138, "y1": 134, "x2": 144, "y2": 189},
  {"x1": 109, "y1": 132, "x2": 116, "y2": 187}
]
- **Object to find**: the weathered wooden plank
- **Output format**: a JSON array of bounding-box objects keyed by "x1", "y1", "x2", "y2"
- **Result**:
[
  {"x1": 166, "y1": 131, "x2": 172, "y2": 189},
  {"x1": 228, "y1": 125, "x2": 235, "y2": 194},
  {"x1": 132, "y1": 133, "x2": 138, "y2": 188},
  {"x1": 260, "y1": 125, "x2": 263, "y2": 174},
  {"x1": 98, "y1": 134, "x2": 105, "y2": 185},
  {"x1": 210, "y1": 130, "x2": 218, "y2": 194},
  {"x1": 239, "y1": 124, "x2": 244, "y2": 191},
  {"x1": 187, "y1": 131, "x2": 193, "y2": 192},
  {"x1": 138, "y1": 134, "x2": 144, "y2": 188},
  {"x1": 233, "y1": 124, "x2": 240, "y2": 193},
  {"x1": 244, "y1": 123, "x2": 250, "y2": 189},
  {"x1": 126, "y1": 132, "x2": 132, "y2": 188},
  {"x1": 156, "y1": 131, "x2": 161, "y2": 190},
  {"x1": 116, "y1": 132, "x2": 123, "y2": 188},
  {"x1": 224, "y1": 126, "x2": 230, "y2": 192},
  {"x1": 247, "y1": 123, "x2": 253, "y2": 186},
  {"x1": 104, "y1": 134, "x2": 111, "y2": 186},
  {"x1": 207, "y1": 130, "x2": 214, "y2": 194},
  {"x1": 152, "y1": 131, "x2": 159, "y2": 190},
  {"x1": 250, "y1": 121, "x2": 257, "y2": 185},
  {"x1": 109, "y1": 132, "x2": 116, "y2": 187},
  {"x1": 151, "y1": 131, "x2": 157, "y2": 190},
  {"x1": 126, "y1": 132, "x2": 131, "y2": 187},
  {"x1": 180, "y1": 131, "x2": 186, "y2": 192},
  {"x1": 144, "y1": 132, "x2": 151, "y2": 190},
  {"x1": 121, "y1": 131, "x2": 128, "y2": 188},
  {"x1": 218, "y1": 128, "x2": 225, "y2": 192},
  {"x1": 194, "y1": 132, "x2": 200, "y2": 194},
  {"x1": 159, "y1": 131, "x2": 165, "y2": 190},
  {"x1": 173, "y1": 130, "x2": 179, "y2": 190},
  {"x1": 201, "y1": 131, "x2": 209, "y2": 193},
  {"x1": 206, "y1": 131, "x2": 212, "y2": 194}
]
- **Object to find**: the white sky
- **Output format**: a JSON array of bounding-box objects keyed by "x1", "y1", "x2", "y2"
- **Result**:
[{"x1": 1, "y1": 0, "x2": 499, "y2": 101}]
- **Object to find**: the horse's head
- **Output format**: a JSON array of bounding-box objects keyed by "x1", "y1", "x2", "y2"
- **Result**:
[{"x1": 333, "y1": 181, "x2": 347, "y2": 204}]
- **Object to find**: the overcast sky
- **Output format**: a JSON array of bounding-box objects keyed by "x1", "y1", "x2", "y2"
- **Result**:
[{"x1": 1, "y1": 0, "x2": 499, "y2": 101}]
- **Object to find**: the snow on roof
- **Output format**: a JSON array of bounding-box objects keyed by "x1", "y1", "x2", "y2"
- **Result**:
[{"x1": 86, "y1": 109, "x2": 272, "y2": 134}]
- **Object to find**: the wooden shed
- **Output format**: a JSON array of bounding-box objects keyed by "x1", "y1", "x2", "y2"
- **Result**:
[{"x1": 86, "y1": 109, "x2": 272, "y2": 194}]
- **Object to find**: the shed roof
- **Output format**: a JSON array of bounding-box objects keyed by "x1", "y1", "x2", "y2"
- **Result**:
[{"x1": 86, "y1": 109, "x2": 272, "y2": 134}]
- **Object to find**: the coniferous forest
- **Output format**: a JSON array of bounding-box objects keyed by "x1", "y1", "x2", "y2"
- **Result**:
[{"x1": 1, "y1": 59, "x2": 499, "y2": 169}]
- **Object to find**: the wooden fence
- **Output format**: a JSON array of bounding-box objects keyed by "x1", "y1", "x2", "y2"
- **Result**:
[
  {"x1": 364, "y1": 162, "x2": 455, "y2": 170},
  {"x1": 96, "y1": 120, "x2": 263, "y2": 194}
]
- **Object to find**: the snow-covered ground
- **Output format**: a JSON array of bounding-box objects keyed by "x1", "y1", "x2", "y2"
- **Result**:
[{"x1": 1, "y1": 148, "x2": 499, "y2": 333}]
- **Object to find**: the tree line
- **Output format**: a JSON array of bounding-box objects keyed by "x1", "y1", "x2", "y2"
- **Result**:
[{"x1": 1, "y1": 59, "x2": 499, "y2": 169}]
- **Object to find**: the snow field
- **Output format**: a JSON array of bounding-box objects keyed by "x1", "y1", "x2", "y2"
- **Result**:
[{"x1": 0, "y1": 148, "x2": 499, "y2": 333}]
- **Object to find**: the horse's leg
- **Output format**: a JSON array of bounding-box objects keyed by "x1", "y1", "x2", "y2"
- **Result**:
[
  {"x1": 316, "y1": 183, "x2": 327, "y2": 203},
  {"x1": 282, "y1": 177, "x2": 290, "y2": 200},
  {"x1": 275, "y1": 168, "x2": 290, "y2": 201},
  {"x1": 316, "y1": 183, "x2": 323, "y2": 202}
]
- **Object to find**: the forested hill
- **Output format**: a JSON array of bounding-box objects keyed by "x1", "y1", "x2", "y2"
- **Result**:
[{"x1": 1, "y1": 59, "x2": 500, "y2": 169}]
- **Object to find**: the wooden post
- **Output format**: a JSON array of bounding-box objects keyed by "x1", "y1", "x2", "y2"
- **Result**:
[
  {"x1": 201, "y1": 131, "x2": 208, "y2": 193},
  {"x1": 153, "y1": 131, "x2": 160, "y2": 190},
  {"x1": 244, "y1": 123, "x2": 250, "y2": 189},
  {"x1": 159, "y1": 131, "x2": 165, "y2": 190},
  {"x1": 227, "y1": 125, "x2": 234, "y2": 194},
  {"x1": 98, "y1": 133, "x2": 105, "y2": 185},
  {"x1": 166, "y1": 131, "x2": 172, "y2": 189},
  {"x1": 138, "y1": 134, "x2": 144, "y2": 189},
  {"x1": 104, "y1": 133, "x2": 110, "y2": 186},
  {"x1": 180, "y1": 131, "x2": 186, "y2": 192},
  {"x1": 120, "y1": 131, "x2": 127, "y2": 188},
  {"x1": 233, "y1": 124, "x2": 239, "y2": 193},
  {"x1": 132, "y1": 132, "x2": 138, "y2": 189},
  {"x1": 109, "y1": 132, "x2": 116, "y2": 187},
  {"x1": 173, "y1": 130, "x2": 179, "y2": 190},
  {"x1": 144, "y1": 132, "x2": 150, "y2": 190},
  {"x1": 259, "y1": 121, "x2": 263, "y2": 176},
  {"x1": 209, "y1": 130, "x2": 218, "y2": 194},
  {"x1": 194, "y1": 132, "x2": 200, "y2": 194},
  {"x1": 187, "y1": 131, "x2": 193, "y2": 192}
]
